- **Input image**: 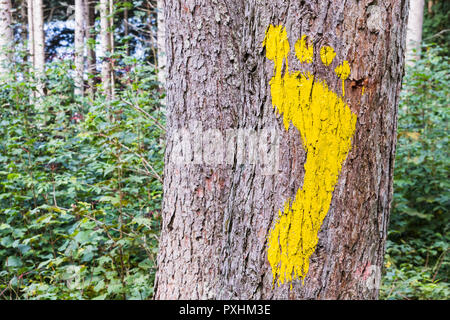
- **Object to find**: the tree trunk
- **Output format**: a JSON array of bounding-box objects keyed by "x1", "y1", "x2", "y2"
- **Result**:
[
  {"x1": 27, "y1": 0, "x2": 34, "y2": 71},
  {"x1": 405, "y1": 0, "x2": 424, "y2": 66},
  {"x1": 20, "y1": 0, "x2": 28, "y2": 52},
  {"x1": 100, "y1": 0, "x2": 112, "y2": 100},
  {"x1": 0, "y1": 0, "x2": 13, "y2": 76},
  {"x1": 157, "y1": 0, "x2": 166, "y2": 86},
  {"x1": 32, "y1": 0, "x2": 45, "y2": 96},
  {"x1": 109, "y1": 0, "x2": 115, "y2": 100},
  {"x1": 32, "y1": 0, "x2": 44, "y2": 74},
  {"x1": 155, "y1": 0, "x2": 408, "y2": 300},
  {"x1": 74, "y1": 0, "x2": 85, "y2": 96},
  {"x1": 85, "y1": 0, "x2": 96, "y2": 98},
  {"x1": 427, "y1": 0, "x2": 433, "y2": 14},
  {"x1": 124, "y1": 5, "x2": 129, "y2": 56}
]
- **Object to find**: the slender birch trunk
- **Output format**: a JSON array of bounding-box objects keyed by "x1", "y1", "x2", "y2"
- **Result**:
[
  {"x1": 74, "y1": 0, "x2": 85, "y2": 96},
  {"x1": 20, "y1": 0, "x2": 28, "y2": 50},
  {"x1": 157, "y1": 0, "x2": 166, "y2": 87},
  {"x1": 405, "y1": 0, "x2": 425, "y2": 66},
  {"x1": 108, "y1": 0, "x2": 115, "y2": 100},
  {"x1": 124, "y1": 5, "x2": 129, "y2": 56},
  {"x1": 27, "y1": 0, "x2": 34, "y2": 70},
  {"x1": 85, "y1": 0, "x2": 96, "y2": 98},
  {"x1": 100, "y1": 0, "x2": 112, "y2": 100},
  {"x1": 32, "y1": 0, "x2": 44, "y2": 74},
  {"x1": 32, "y1": 0, "x2": 45, "y2": 96},
  {"x1": 0, "y1": 0, "x2": 13, "y2": 77}
]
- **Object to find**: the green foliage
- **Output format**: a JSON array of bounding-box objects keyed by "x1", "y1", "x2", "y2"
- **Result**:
[
  {"x1": 422, "y1": 1, "x2": 450, "y2": 55},
  {"x1": 380, "y1": 44, "x2": 449, "y2": 300},
  {"x1": 0, "y1": 52, "x2": 164, "y2": 299}
]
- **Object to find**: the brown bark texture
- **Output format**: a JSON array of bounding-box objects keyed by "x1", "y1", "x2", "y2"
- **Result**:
[{"x1": 155, "y1": 0, "x2": 408, "y2": 300}]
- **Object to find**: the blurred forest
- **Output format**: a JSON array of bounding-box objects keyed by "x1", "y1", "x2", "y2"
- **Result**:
[
  {"x1": 0, "y1": 0, "x2": 448, "y2": 299},
  {"x1": 379, "y1": 1, "x2": 449, "y2": 299}
]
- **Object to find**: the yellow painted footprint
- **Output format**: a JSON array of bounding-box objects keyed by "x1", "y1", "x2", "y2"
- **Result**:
[{"x1": 263, "y1": 25, "x2": 357, "y2": 286}]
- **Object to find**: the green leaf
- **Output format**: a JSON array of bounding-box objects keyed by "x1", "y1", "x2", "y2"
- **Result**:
[{"x1": 6, "y1": 256, "x2": 23, "y2": 267}]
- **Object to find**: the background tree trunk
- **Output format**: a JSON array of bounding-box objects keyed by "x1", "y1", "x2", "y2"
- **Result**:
[
  {"x1": 405, "y1": 0, "x2": 424, "y2": 66},
  {"x1": 32, "y1": 0, "x2": 45, "y2": 96},
  {"x1": 20, "y1": 0, "x2": 28, "y2": 45},
  {"x1": 108, "y1": 0, "x2": 115, "y2": 100},
  {"x1": 100, "y1": 0, "x2": 112, "y2": 100},
  {"x1": 157, "y1": 0, "x2": 166, "y2": 87},
  {"x1": 74, "y1": 0, "x2": 85, "y2": 96},
  {"x1": 27, "y1": 0, "x2": 34, "y2": 72},
  {"x1": 0, "y1": 0, "x2": 13, "y2": 76},
  {"x1": 427, "y1": 0, "x2": 433, "y2": 14},
  {"x1": 155, "y1": 0, "x2": 408, "y2": 300},
  {"x1": 124, "y1": 5, "x2": 129, "y2": 56},
  {"x1": 85, "y1": 0, "x2": 96, "y2": 98},
  {"x1": 18, "y1": 0, "x2": 28, "y2": 72},
  {"x1": 32, "y1": 0, "x2": 44, "y2": 74}
]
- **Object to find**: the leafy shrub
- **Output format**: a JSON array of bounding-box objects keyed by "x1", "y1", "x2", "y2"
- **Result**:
[
  {"x1": 380, "y1": 44, "x2": 449, "y2": 300},
  {"x1": 422, "y1": 1, "x2": 450, "y2": 54},
  {"x1": 0, "y1": 53, "x2": 164, "y2": 299}
]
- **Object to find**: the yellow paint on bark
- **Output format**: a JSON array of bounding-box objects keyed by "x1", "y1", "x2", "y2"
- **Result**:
[
  {"x1": 335, "y1": 60, "x2": 351, "y2": 96},
  {"x1": 263, "y1": 25, "x2": 357, "y2": 285},
  {"x1": 320, "y1": 46, "x2": 336, "y2": 66},
  {"x1": 295, "y1": 35, "x2": 314, "y2": 63}
]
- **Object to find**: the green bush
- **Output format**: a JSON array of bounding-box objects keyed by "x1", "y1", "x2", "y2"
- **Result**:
[
  {"x1": 423, "y1": 1, "x2": 450, "y2": 54},
  {"x1": 380, "y1": 44, "x2": 449, "y2": 300},
  {"x1": 0, "y1": 53, "x2": 164, "y2": 299}
]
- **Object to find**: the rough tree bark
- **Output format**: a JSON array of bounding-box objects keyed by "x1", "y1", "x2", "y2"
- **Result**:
[
  {"x1": 74, "y1": 0, "x2": 85, "y2": 96},
  {"x1": 405, "y1": 0, "x2": 424, "y2": 66},
  {"x1": 0, "y1": 0, "x2": 13, "y2": 76},
  {"x1": 155, "y1": 0, "x2": 408, "y2": 300}
]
